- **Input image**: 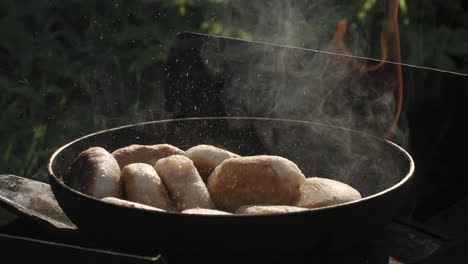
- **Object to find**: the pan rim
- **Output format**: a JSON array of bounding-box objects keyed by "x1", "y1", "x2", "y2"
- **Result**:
[{"x1": 47, "y1": 116, "x2": 415, "y2": 218}]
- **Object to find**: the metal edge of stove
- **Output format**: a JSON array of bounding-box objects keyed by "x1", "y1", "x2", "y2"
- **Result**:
[
  {"x1": 0, "y1": 232, "x2": 166, "y2": 264},
  {"x1": 394, "y1": 217, "x2": 449, "y2": 242}
]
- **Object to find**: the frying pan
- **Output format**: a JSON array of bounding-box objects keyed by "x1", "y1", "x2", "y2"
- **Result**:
[{"x1": 45, "y1": 117, "x2": 414, "y2": 261}]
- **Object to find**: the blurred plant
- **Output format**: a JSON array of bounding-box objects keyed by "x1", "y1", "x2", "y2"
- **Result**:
[
  {"x1": 343, "y1": 0, "x2": 468, "y2": 73},
  {"x1": 1, "y1": 0, "x2": 467, "y2": 179},
  {"x1": 0, "y1": 0, "x2": 250, "y2": 177}
]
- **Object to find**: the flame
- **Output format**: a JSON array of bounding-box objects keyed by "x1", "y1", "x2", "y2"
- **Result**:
[{"x1": 331, "y1": 0, "x2": 403, "y2": 140}]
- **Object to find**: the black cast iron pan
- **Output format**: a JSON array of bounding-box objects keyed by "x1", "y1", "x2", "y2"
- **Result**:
[{"x1": 44, "y1": 117, "x2": 414, "y2": 262}]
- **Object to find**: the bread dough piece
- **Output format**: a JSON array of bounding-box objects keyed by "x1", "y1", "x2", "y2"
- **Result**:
[
  {"x1": 181, "y1": 208, "x2": 232, "y2": 215},
  {"x1": 101, "y1": 197, "x2": 166, "y2": 212},
  {"x1": 207, "y1": 155, "x2": 306, "y2": 212},
  {"x1": 67, "y1": 147, "x2": 122, "y2": 199},
  {"x1": 154, "y1": 155, "x2": 215, "y2": 210},
  {"x1": 296, "y1": 177, "x2": 362, "y2": 208},
  {"x1": 121, "y1": 163, "x2": 173, "y2": 211},
  {"x1": 112, "y1": 144, "x2": 184, "y2": 169},
  {"x1": 184, "y1": 144, "x2": 240, "y2": 181},
  {"x1": 235, "y1": 205, "x2": 309, "y2": 215}
]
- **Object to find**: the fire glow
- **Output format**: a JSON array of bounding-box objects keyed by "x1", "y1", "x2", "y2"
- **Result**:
[{"x1": 331, "y1": 0, "x2": 403, "y2": 140}]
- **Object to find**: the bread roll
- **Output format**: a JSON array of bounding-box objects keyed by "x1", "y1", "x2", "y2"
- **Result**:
[
  {"x1": 101, "y1": 197, "x2": 166, "y2": 212},
  {"x1": 154, "y1": 155, "x2": 215, "y2": 210},
  {"x1": 207, "y1": 155, "x2": 306, "y2": 212},
  {"x1": 121, "y1": 163, "x2": 173, "y2": 211},
  {"x1": 184, "y1": 144, "x2": 240, "y2": 181},
  {"x1": 235, "y1": 205, "x2": 309, "y2": 215},
  {"x1": 296, "y1": 177, "x2": 362, "y2": 208},
  {"x1": 67, "y1": 147, "x2": 122, "y2": 199},
  {"x1": 112, "y1": 144, "x2": 184, "y2": 169},
  {"x1": 181, "y1": 208, "x2": 232, "y2": 215}
]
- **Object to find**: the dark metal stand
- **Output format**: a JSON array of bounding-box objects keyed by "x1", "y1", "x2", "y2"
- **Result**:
[{"x1": 0, "y1": 174, "x2": 450, "y2": 264}]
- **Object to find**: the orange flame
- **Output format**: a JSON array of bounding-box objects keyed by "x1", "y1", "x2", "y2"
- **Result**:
[{"x1": 331, "y1": 0, "x2": 403, "y2": 140}]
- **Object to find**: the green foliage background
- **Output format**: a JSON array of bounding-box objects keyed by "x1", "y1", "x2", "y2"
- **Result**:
[{"x1": 1, "y1": 0, "x2": 467, "y2": 179}]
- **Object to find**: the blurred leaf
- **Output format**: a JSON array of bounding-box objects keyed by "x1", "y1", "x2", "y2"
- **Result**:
[
  {"x1": 200, "y1": 22, "x2": 253, "y2": 40},
  {"x1": 443, "y1": 29, "x2": 468, "y2": 56},
  {"x1": 436, "y1": 53, "x2": 457, "y2": 70},
  {"x1": 2, "y1": 0, "x2": 467, "y2": 180},
  {"x1": 3, "y1": 85, "x2": 44, "y2": 105},
  {"x1": 0, "y1": 16, "x2": 34, "y2": 76}
]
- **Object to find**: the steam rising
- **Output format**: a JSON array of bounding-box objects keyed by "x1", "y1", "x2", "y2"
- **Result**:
[
  {"x1": 198, "y1": 0, "x2": 409, "y2": 190},
  {"x1": 200, "y1": 0, "x2": 407, "y2": 142}
]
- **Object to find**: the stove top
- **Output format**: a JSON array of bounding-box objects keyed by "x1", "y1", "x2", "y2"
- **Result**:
[
  {"x1": 0, "y1": 214, "x2": 450, "y2": 264},
  {"x1": 1, "y1": 173, "x2": 461, "y2": 264}
]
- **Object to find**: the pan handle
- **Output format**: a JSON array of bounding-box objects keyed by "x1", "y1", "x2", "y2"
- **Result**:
[{"x1": 0, "y1": 174, "x2": 76, "y2": 230}]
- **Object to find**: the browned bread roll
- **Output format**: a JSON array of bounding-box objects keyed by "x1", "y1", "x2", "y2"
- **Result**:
[
  {"x1": 154, "y1": 155, "x2": 215, "y2": 210},
  {"x1": 184, "y1": 144, "x2": 240, "y2": 181},
  {"x1": 181, "y1": 208, "x2": 232, "y2": 215},
  {"x1": 296, "y1": 177, "x2": 362, "y2": 208},
  {"x1": 121, "y1": 163, "x2": 173, "y2": 211},
  {"x1": 207, "y1": 155, "x2": 306, "y2": 212},
  {"x1": 112, "y1": 144, "x2": 184, "y2": 169},
  {"x1": 235, "y1": 205, "x2": 309, "y2": 215},
  {"x1": 67, "y1": 147, "x2": 122, "y2": 199},
  {"x1": 101, "y1": 197, "x2": 166, "y2": 212}
]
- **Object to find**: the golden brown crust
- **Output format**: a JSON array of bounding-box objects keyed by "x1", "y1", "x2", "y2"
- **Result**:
[
  {"x1": 121, "y1": 163, "x2": 174, "y2": 211},
  {"x1": 235, "y1": 205, "x2": 309, "y2": 215},
  {"x1": 101, "y1": 197, "x2": 166, "y2": 212},
  {"x1": 181, "y1": 208, "x2": 232, "y2": 215},
  {"x1": 112, "y1": 144, "x2": 184, "y2": 169},
  {"x1": 184, "y1": 145, "x2": 240, "y2": 181},
  {"x1": 296, "y1": 177, "x2": 362, "y2": 208},
  {"x1": 207, "y1": 155, "x2": 305, "y2": 212},
  {"x1": 190, "y1": 159, "x2": 215, "y2": 180},
  {"x1": 154, "y1": 155, "x2": 215, "y2": 210},
  {"x1": 67, "y1": 147, "x2": 122, "y2": 199}
]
